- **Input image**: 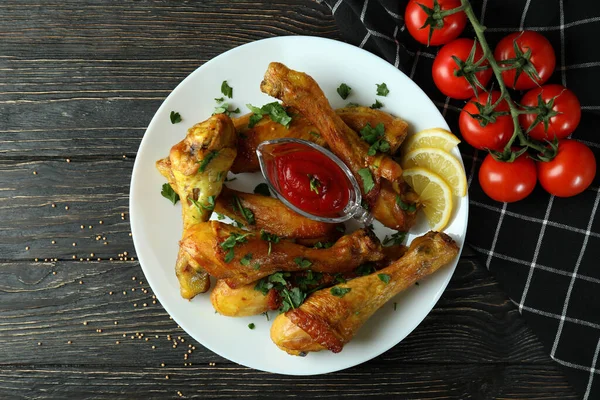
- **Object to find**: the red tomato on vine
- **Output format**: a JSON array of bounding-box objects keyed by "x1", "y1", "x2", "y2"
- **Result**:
[
  {"x1": 432, "y1": 38, "x2": 493, "y2": 99},
  {"x1": 519, "y1": 84, "x2": 581, "y2": 141},
  {"x1": 459, "y1": 91, "x2": 514, "y2": 151},
  {"x1": 405, "y1": 0, "x2": 467, "y2": 46},
  {"x1": 479, "y1": 152, "x2": 537, "y2": 203},
  {"x1": 494, "y1": 31, "x2": 556, "y2": 91}
]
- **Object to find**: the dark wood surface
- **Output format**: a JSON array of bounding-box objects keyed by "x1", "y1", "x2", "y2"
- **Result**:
[{"x1": 0, "y1": 1, "x2": 578, "y2": 398}]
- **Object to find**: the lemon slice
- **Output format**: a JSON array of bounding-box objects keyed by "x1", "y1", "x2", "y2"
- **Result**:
[
  {"x1": 403, "y1": 167, "x2": 453, "y2": 231},
  {"x1": 401, "y1": 147, "x2": 467, "y2": 197},
  {"x1": 402, "y1": 128, "x2": 461, "y2": 154}
]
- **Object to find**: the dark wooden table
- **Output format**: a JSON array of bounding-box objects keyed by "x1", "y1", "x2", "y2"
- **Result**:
[{"x1": 0, "y1": 1, "x2": 579, "y2": 398}]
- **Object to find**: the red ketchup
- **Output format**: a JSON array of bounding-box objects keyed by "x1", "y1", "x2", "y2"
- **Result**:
[{"x1": 266, "y1": 144, "x2": 350, "y2": 217}]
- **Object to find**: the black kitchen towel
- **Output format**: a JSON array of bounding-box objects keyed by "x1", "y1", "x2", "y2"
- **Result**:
[{"x1": 317, "y1": 0, "x2": 600, "y2": 398}]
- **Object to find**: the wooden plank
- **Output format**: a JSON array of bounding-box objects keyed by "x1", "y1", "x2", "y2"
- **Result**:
[{"x1": 0, "y1": 364, "x2": 578, "y2": 399}]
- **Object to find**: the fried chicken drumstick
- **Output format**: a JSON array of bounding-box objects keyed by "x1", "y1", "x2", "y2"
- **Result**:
[
  {"x1": 156, "y1": 114, "x2": 237, "y2": 299},
  {"x1": 259, "y1": 62, "x2": 417, "y2": 231},
  {"x1": 270, "y1": 231, "x2": 459, "y2": 355},
  {"x1": 179, "y1": 221, "x2": 386, "y2": 288}
]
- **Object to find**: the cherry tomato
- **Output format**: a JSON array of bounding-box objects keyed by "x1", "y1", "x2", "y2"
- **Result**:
[
  {"x1": 519, "y1": 84, "x2": 581, "y2": 141},
  {"x1": 459, "y1": 91, "x2": 514, "y2": 151},
  {"x1": 432, "y1": 38, "x2": 493, "y2": 99},
  {"x1": 537, "y1": 140, "x2": 596, "y2": 197},
  {"x1": 405, "y1": 0, "x2": 467, "y2": 46},
  {"x1": 494, "y1": 31, "x2": 556, "y2": 90},
  {"x1": 479, "y1": 152, "x2": 537, "y2": 202}
]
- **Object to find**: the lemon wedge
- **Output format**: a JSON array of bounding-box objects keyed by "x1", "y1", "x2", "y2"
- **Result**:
[
  {"x1": 403, "y1": 167, "x2": 453, "y2": 231},
  {"x1": 402, "y1": 128, "x2": 461, "y2": 154},
  {"x1": 401, "y1": 147, "x2": 467, "y2": 197}
]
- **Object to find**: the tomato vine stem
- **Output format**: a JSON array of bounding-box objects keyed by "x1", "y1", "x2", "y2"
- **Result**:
[{"x1": 459, "y1": 0, "x2": 552, "y2": 160}]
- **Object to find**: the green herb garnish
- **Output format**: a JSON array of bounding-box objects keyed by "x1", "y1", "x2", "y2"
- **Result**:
[
  {"x1": 346, "y1": 102, "x2": 360, "y2": 108},
  {"x1": 376, "y1": 83, "x2": 390, "y2": 97},
  {"x1": 213, "y1": 102, "x2": 240, "y2": 116},
  {"x1": 188, "y1": 196, "x2": 215, "y2": 212},
  {"x1": 371, "y1": 99, "x2": 384, "y2": 109},
  {"x1": 378, "y1": 273, "x2": 391, "y2": 284},
  {"x1": 358, "y1": 168, "x2": 375, "y2": 193},
  {"x1": 359, "y1": 123, "x2": 390, "y2": 156},
  {"x1": 198, "y1": 150, "x2": 219, "y2": 173},
  {"x1": 309, "y1": 131, "x2": 321, "y2": 139},
  {"x1": 220, "y1": 232, "x2": 252, "y2": 263},
  {"x1": 308, "y1": 175, "x2": 321, "y2": 195},
  {"x1": 221, "y1": 80, "x2": 233, "y2": 98},
  {"x1": 293, "y1": 257, "x2": 312, "y2": 269},
  {"x1": 355, "y1": 263, "x2": 376, "y2": 276},
  {"x1": 254, "y1": 183, "x2": 271, "y2": 197},
  {"x1": 215, "y1": 97, "x2": 224, "y2": 103},
  {"x1": 260, "y1": 230, "x2": 280, "y2": 256},
  {"x1": 396, "y1": 195, "x2": 417, "y2": 213},
  {"x1": 313, "y1": 241, "x2": 333, "y2": 249},
  {"x1": 337, "y1": 83, "x2": 352, "y2": 100},
  {"x1": 161, "y1": 183, "x2": 179, "y2": 205},
  {"x1": 233, "y1": 195, "x2": 255, "y2": 225},
  {"x1": 383, "y1": 231, "x2": 407, "y2": 246},
  {"x1": 170, "y1": 111, "x2": 182, "y2": 124},
  {"x1": 246, "y1": 102, "x2": 292, "y2": 128},
  {"x1": 248, "y1": 323, "x2": 255, "y2": 330},
  {"x1": 240, "y1": 253, "x2": 253, "y2": 266},
  {"x1": 280, "y1": 287, "x2": 306, "y2": 312},
  {"x1": 330, "y1": 287, "x2": 351, "y2": 298}
]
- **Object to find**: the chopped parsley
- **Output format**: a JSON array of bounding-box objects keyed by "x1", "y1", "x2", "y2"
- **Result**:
[
  {"x1": 221, "y1": 80, "x2": 233, "y2": 98},
  {"x1": 396, "y1": 195, "x2": 417, "y2": 213},
  {"x1": 188, "y1": 196, "x2": 215, "y2": 212},
  {"x1": 309, "y1": 131, "x2": 321, "y2": 139},
  {"x1": 330, "y1": 287, "x2": 351, "y2": 298},
  {"x1": 280, "y1": 287, "x2": 306, "y2": 313},
  {"x1": 337, "y1": 83, "x2": 352, "y2": 100},
  {"x1": 254, "y1": 183, "x2": 271, "y2": 197},
  {"x1": 358, "y1": 168, "x2": 375, "y2": 194},
  {"x1": 233, "y1": 195, "x2": 255, "y2": 225},
  {"x1": 247, "y1": 323, "x2": 255, "y2": 330},
  {"x1": 308, "y1": 175, "x2": 321, "y2": 195},
  {"x1": 376, "y1": 83, "x2": 390, "y2": 97},
  {"x1": 198, "y1": 150, "x2": 219, "y2": 173},
  {"x1": 160, "y1": 183, "x2": 179, "y2": 205},
  {"x1": 359, "y1": 123, "x2": 390, "y2": 156},
  {"x1": 213, "y1": 102, "x2": 240, "y2": 117},
  {"x1": 240, "y1": 253, "x2": 253, "y2": 266},
  {"x1": 371, "y1": 99, "x2": 384, "y2": 109},
  {"x1": 334, "y1": 273, "x2": 347, "y2": 284},
  {"x1": 383, "y1": 231, "x2": 407, "y2": 246},
  {"x1": 313, "y1": 241, "x2": 333, "y2": 249},
  {"x1": 246, "y1": 102, "x2": 292, "y2": 128},
  {"x1": 220, "y1": 232, "x2": 252, "y2": 263},
  {"x1": 260, "y1": 230, "x2": 280, "y2": 256},
  {"x1": 355, "y1": 263, "x2": 376, "y2": 276},
  {"x1": 346, "y1": 102, "x2": 360, "y2": 108},
  {"x1": 214, "y1": 97, "x2": 224, "y2": 103},
  {"x1": 216, "y1": 212, "x2": 225, "y2": 220},
  {"x1": 378, "y1": 273, "x2": 391, "y2": 284},
  {"x1": 169, "y1": 111, "x2": 182, "y2": 124},
  {"x1": 293, "y1": 257, "x2": 312, "y2": 269}
]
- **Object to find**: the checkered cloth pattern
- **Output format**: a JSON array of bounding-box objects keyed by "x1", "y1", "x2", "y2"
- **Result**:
[{"x1": 317, "y1": 0, "x2": 600, "y2": 398}]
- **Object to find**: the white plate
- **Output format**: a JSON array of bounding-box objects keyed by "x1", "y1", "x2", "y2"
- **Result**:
[{"x1": 130, "y1": 36, "x2": 468, "y2": 375}]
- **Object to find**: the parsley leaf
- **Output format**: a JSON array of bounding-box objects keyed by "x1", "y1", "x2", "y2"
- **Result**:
[
  {"x1": 220, "y1": 232, "x2": 252, "y2": 263},
  {"x1": 378, "y1": 273, "x2": 391, "y2": 284},
  {"x1": 346, "y1": 102, "x2": 360, "y2": 108},
  {"x1": 308, "y1": 175, "x2": 321, "y2": 195},
  {"x1": 248, "y1": 323, "x2": 255, "y2": 330},
  {"x1": 240, "y1": 253, "x2": 253, "y2": 266},
  {"x1": 215, "y1": 97, "x2": 224, "y2": 103},
  {"x1": 246, "y1": 102, "x2": 292, "y2": 128},
  {"x1": 313, "y1": 241, "x2": 333, "y2": 249},
  {"x1": 188, "y1": 196, "x2": 215, "y2": 212},
  {"x1": 280, "y1": 287, "x2": 306, "y2": 313},
  {"x1": 382, "y1": 231, "x2": 407, "y2": 246},
  {"x1": 293, "y1": 257, "x2": 312, "y2": 269},
  {"x1": 216, "y1": 212, "x2": 225, "y2": 220},
  {"x1": 376, "y1": 83, "x2": 390, "y2": 97},
  {"x1": 254, "y1": 183, "x2": 271, "y2": 197},
  {"x1": 337, "y1": 83, "x2": 352, "y2": 100},
  {"x1": 198, "y1": 150, "x2": 219, "y2": 173},
  {"x1": 355, "y1": 263, "x2": 376, "y2": 276},
  {"x1": 371, "y1": 99, "x2": 384, "y2": 109},
  {"x1": 359, "y1": 123, "x2": 390, "y2": 156},
  {"x1": 161, "y1": 183, "x2": 179, "y2": 205},
  {"x1": 309, "y1": 131, "x2": 321, "y2": 138},
  {"x1": 260, "y1": 230, "x2": 280, "y2": 255},
  {"x1": 358, "y1": 168, "x2": 375, "y2": 193},
  {"x1": 334, "y1": 273, "x2": 347, "y2": 284},
  {"x1": 170, "y1": 111, "x2": 182, "y2": 124},
  {"x1": 221, "y1": 80, "x2": 233, "y2": 98},
  {"x1": 396, "y1": 195, "x2": 417, "y2": 213},
  {"x1": 213, "y1": 102, "x2": 240, "y2": 116},
  {"x1": 233, "y1": 195, "x2": 255, "y2": 225},
  {"x1": 330, "y1": 287, "x2": 351, "y2": 298}
]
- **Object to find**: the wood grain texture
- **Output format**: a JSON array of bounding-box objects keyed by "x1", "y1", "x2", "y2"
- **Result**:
[{"x1": 0, "y1": 0, "x2": 578, "y2": 398}]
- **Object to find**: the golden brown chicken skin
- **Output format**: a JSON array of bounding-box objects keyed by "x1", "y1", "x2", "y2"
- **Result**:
[
  {"x1": 179, "y1": 221, "x2": 386, "y2": 288},
  {"x1": 259, "y1": 62, "x2": 417, "y2": 231},
  {"x1": 270, "y1": 231, "x2": 459, "y2": 355},
  {"x1": 230, "y1": 106, "x2": 408, "y2": 174},
  {"x1": 155, "y1": 114, "x2": 237, "y2": 299},
  {"x1": 213, "y1": 187, "x2": 342, "y2": 246}
]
